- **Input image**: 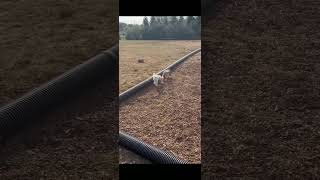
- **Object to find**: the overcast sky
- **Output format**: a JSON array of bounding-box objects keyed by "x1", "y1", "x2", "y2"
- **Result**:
[{"x1": 119, "y1": 16, "x2": 149, "y2": 25}]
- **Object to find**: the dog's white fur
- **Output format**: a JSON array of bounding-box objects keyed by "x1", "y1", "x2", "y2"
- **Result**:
[
  {"x1": 162, "y1": 69, "x2": 171, "y2": 79},
  {"x1": 152, "y1": 73, "x2": 164, "y2": 86}
]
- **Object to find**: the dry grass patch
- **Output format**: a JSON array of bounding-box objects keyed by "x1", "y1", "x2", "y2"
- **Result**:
[{"x1": 119, "y1": 40, "x2": 200, "y2": 92}]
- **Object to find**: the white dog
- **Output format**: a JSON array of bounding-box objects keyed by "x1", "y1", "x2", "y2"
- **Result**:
[{"x1": 152, "y1": 73, "x2": 164, "y2": 86}]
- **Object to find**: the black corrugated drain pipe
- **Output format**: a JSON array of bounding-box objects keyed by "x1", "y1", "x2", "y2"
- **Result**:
[
  {"x1": 0, "y1": 44, "x2": 118, "y2": 140},
  {"x1": 119, "y1": 48, "x2": 201, "y2": 164},
  {"x1": 119, "y1": 131, "x2": 187, "y2": 164}
]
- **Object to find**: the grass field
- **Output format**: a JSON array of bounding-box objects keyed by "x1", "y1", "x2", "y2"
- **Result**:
[{"x1": 119, "y1": 40, "x2": 201, "y2": 92}]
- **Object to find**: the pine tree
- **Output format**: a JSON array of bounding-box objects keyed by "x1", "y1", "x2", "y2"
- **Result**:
[
  {"x1": 193, "y1": 16, "x2": 201, "y2": 38},
  {"x1": 155, "y1": 16, "x2": 162, "y2": 24},
  {"x1": 162, "y1": 16, "x2": 169, "y2": 25},
  {"x1": 186, "y1": 16, "x2": 195, "y2": 24},
  {"x1": 143, "y1": 16, "x2": 149, "y2": 27},
  {"x1": 170, "y1": 16, "x2": 178, "y2": 24},
  {"x1": 178, "y1": 16, "x2": 184, "y2": 24},
  {"x1": 125, "y1": 16, "x2": 200, "y2": 40},
  {"x1": 150, "y1": 16, "x2": 156, "y2": 26},
  {"x1": 194, "y1": 16, "x2": 201, "y2": 25}
]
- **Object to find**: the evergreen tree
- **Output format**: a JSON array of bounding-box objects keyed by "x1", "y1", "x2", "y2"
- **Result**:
[
  {"x1": 143, "y1": 16, "x2": 149, "y2": 27},
  {"x1": 186, "y1": 16, "x2": 195, "y2": 24},
  {"x1": 193, "y1": 16, "x2": 201, "y2": 38},
  {"x1": 123, "y1": 16, "x2": 200, "y2": 40},
  {"x1": 178, "y1": 16, "x2": 184, "y2": 24},
  {"x1": 162, "y1": 16, "x2": 169, "y2": 25},
  {"x1": 170, "y1": 16, "x2": 178, "y2": 25},
  {"x1": 156, "y1": 16, "x2": 162, "y2": 24},
  {"x1": 150, "y1": 16, "x2": 156, "y2": 26},
  {"x1": 125, "y1": 25, "x2": 142, "y2": 40}
]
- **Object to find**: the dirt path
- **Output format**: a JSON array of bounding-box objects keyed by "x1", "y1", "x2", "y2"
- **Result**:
[
  {"x1": 0, "y1": 80, "x2": 118, "y2": 179},
  {"x1": 119, "y1": 53, "x2": 201, "y2": 163}
]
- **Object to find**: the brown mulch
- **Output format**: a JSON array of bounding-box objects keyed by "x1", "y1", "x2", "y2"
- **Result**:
[
  {"x1": 119, "y1": 147, "x2": 151, "y2": 164},
  {"x1": 0, "y1": 1, "x2": 118, "y2": 178},
  {"x1": 119, "y1": 53, "x2": 201, "y2": 164},
  {"x1": 203, "y1": 0, "x2": 320, "y2": 178},
  {"x1": 0, "y1": 0, "x2": 117, "y2": 107},
  {"x1": 0, "y1": 80, "x2": 118, "y2": 179}
]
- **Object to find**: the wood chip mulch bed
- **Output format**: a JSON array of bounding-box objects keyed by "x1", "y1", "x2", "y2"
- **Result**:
[
  {"x1": 202, "y1": 0, "x2": 320, "y2": 178},
  {"x1": 119, "y1": 53, "x2": 201, "y2": 164},
  {"x1": 0, "y1": 81, "x2": 118, "y2": 179},
  {"x1": 0, "y1": 0, "x2": 118, "y2": 178},
  {"x1": 119, "y1": 147, "x2": 151, "y2": 164}
]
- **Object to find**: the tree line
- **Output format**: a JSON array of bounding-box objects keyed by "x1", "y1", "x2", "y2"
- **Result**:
[{"x1": 120, "y1": 16, "x2": 201, "y2": 40}]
